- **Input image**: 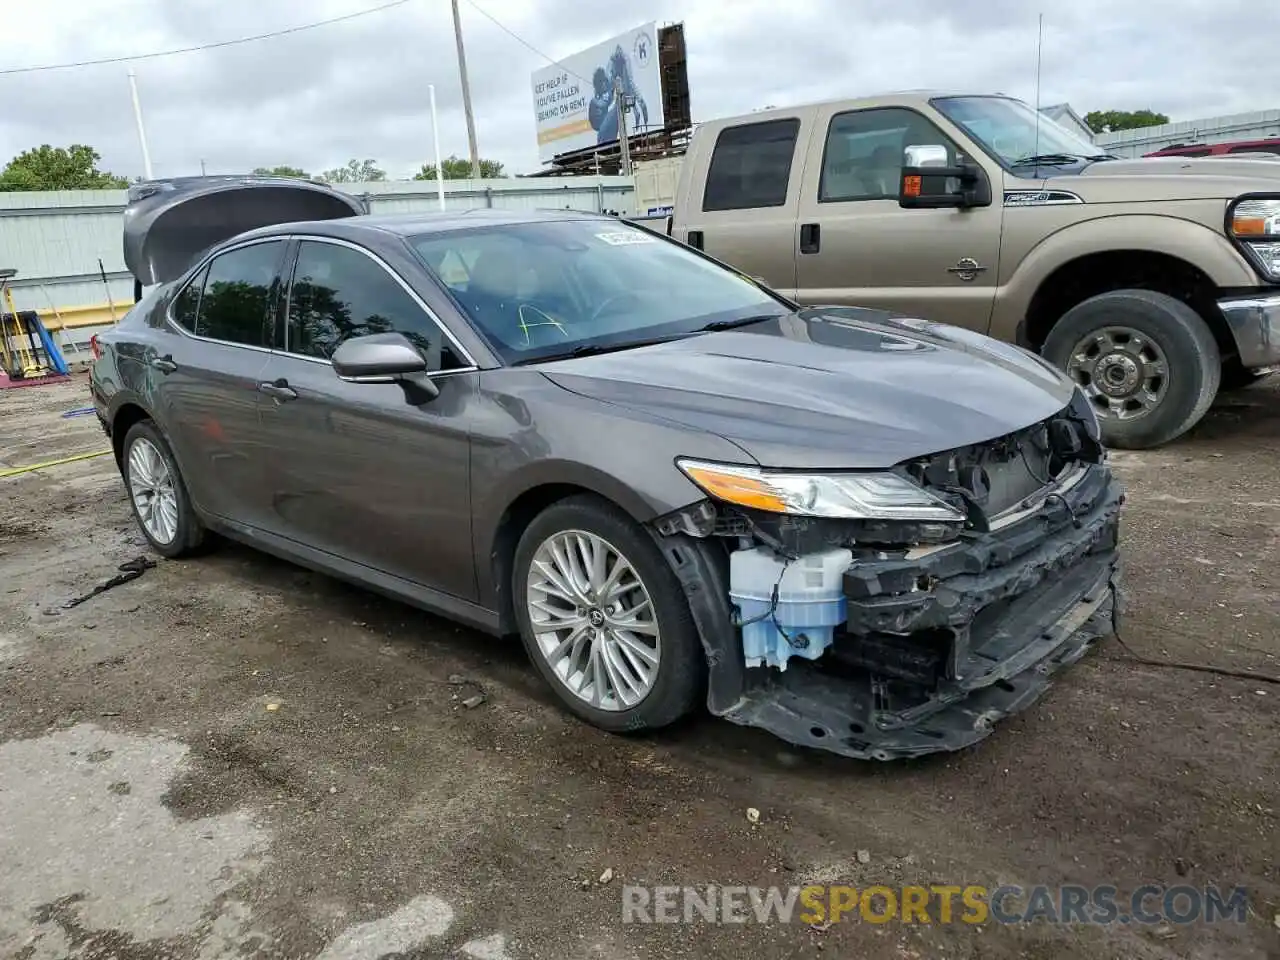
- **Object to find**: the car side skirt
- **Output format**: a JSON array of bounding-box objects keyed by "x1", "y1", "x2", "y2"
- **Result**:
[{"x1": 204, "y1": 514, "x2": 502, "y2": 635}]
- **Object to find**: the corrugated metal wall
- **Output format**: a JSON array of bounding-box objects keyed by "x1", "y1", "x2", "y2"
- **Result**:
[
  {"x1": 1095, "y1": 110, "x2": 1280, "y2": 158},
  {"x1": 0, "y1": 176, "x2": 637, "y2": 314}
]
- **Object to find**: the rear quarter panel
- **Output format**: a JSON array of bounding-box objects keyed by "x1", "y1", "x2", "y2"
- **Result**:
[{"x1": 90, "y1": 298, "x2": 165, "y2": 429}]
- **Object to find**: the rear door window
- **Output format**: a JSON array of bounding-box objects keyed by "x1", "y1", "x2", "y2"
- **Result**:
[
  {"x1": 193, "y1": 241, "x2": 286, "y2": 347},
  {"x1": 702, "y1": 118, "x2": 801, "y2": 211},
  {"x1": 171, "y1": 265, "x2": 208, "y2": 333}
]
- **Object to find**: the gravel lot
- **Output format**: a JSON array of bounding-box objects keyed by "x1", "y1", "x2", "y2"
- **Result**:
[{"x1": 1, "y1": 374, "x2": 1277, "y2": 960}]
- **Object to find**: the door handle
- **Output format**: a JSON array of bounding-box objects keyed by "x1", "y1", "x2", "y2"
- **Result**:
[
  {"x1": 800, "y1": 222, "x2": 821, "y2": 255},
  {"x1": 257, "y1": 378, "x2": 298, "y2": 401},
  {"x1": 149, "y1": 355, "x2": 177, "y2": 374},
  {"x1": 686, "y1": 229, "x2": 704, "y2": 250}
]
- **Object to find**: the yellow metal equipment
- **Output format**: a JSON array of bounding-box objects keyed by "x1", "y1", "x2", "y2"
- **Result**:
[{"x1": 0, "y1": 269, "x2": 48, "y2": 379}]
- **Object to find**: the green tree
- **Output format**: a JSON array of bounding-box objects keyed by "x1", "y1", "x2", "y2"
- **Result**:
[
  {"x1": 0, "y1": 144, "x2": 129, "y2": 191},
  {"x1": 413, "y1": 155, "x2": 506, "y2": 180},
  {"x1": 252, "y1": 165, "x2": 309, "y2": 178},
  {"x1": 1084, "y1": 109, "x2": 1170, "y2": 135},
  {"x1": 319, "y1": 159, "x2": 386, "y2": 183}
]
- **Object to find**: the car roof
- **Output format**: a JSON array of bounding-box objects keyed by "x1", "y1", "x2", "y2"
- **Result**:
[{"x1": 235, "y1": 207, "x2": 620, "y2": 245}]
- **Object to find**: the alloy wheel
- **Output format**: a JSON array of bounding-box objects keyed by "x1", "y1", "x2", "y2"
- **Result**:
[
  {"x1": 525, "y1": 530, "x2": 661, "y2": 711},
  {"x1": 127, "y1": 437, "x2": 179, "y2": 545}
]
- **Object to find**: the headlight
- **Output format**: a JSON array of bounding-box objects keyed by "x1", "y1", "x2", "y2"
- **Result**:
[
  {"x1": 1229, "y1": 197, "x2": 1280, "y2": 281},
  {"x1": 677, "y1": 459, "x2": 966, "y2": 521}
]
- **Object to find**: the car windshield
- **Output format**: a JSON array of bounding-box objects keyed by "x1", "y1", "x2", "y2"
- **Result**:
[
  {"x1": 933, "y1": 96, "x2": 1107, "y2": 166},
  {"x1": 407, "y1": 219, "x2": 787, "y2": 365}
]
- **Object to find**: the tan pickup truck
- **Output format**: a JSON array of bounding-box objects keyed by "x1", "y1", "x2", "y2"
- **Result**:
[{"x1": 662, "y1": 92, "x2": 1280, "y2": 448}]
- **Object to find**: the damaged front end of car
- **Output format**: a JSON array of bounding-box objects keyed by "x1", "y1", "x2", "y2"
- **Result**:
[{"x1": 653, "y1": 391, "x2": 1124, "y2": 760}]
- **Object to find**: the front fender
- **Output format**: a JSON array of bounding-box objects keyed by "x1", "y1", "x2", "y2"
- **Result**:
[
  {"x1": 471, "y1": 456, "x2": 707, "y2": 628},
  {"x1": 468, "y1": 375, "x2": 751, "y2": 611},
  {"x1": 993, "y1": 214, "x2": 1259, "y2": 337}
]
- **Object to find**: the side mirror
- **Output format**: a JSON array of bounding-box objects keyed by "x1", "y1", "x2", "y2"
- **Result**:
[
  {"x1": 330, "y1": 332, "x2": 439, "y2": 404},
  {"x1": 904, "y1": 144, "x2": 949, "y2": 168},
  {"x1": 898, "y1": 161, "x2": 992, "y2": 210}
]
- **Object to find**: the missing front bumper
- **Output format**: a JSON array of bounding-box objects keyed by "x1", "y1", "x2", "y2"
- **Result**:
[
  {"x1": 721, "y1": 557, "x2": 1119, "y2": 760},
  {"x1": 661, "y1": 465, "x2": 1124, "y2": 761}
]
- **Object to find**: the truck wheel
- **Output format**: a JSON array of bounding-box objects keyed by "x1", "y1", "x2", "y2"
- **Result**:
[{"x1": 1042, "y1": 290, "x2": 1220, "y2": 449}]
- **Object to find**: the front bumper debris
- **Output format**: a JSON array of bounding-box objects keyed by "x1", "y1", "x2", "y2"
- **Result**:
[
  {"x1": 1217, "y1": 291, "x2": 1280, "y2": 369},
  {"x1": 662, "y1": 463, "x2": 1124, "y2": 761}
]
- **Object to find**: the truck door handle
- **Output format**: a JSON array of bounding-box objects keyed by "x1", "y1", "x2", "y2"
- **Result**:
[
  {"x1": 686, "y1": 230, "x2": 704, "y2": 250},
  {"x1": 800, "y1": 223, "x2": 821, "y2": 255},
  {"x1": 258, "y1": 378, "x2": 297, "y2": 401},
  {"x1": 149, "y1": 355, "x2": 177, "y2": 374}
]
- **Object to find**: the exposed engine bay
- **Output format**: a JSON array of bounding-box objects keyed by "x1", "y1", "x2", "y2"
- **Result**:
[{"x1": 654, "y1": 397, "x2": 1124, "y2": 760}]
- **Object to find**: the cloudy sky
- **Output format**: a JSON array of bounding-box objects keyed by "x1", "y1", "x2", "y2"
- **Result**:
[{"x1": 4, "y1": 0, "x2": 1275, "y2": 180}]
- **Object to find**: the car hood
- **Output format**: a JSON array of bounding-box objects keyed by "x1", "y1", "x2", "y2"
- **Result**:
[
  {"x1": 540, "y1": 308, "x2": 1076, "y2": 469},
  {"x1": 1055, "y1": 156, "x2": 1280, "y2": 202}
]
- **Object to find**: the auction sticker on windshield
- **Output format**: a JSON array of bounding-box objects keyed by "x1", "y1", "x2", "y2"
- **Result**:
[{"x1": 596, "y1": 232, "x2": 656, "y2": 245}]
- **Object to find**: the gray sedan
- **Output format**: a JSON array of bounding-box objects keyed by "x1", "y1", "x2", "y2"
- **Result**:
[{"x1": 91, "y1": 178, "x2": 1122, "y2": 760}]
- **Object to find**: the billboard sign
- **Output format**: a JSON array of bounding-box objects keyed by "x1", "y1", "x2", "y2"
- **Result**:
[{"x1": 532, "y1": 22, "x2": 665, "y2": 164}]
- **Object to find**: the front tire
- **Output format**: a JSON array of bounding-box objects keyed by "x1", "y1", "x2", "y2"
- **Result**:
[
  {"x1": 512, "y1": 495, "x2": 704, "y2": 733},
  {"x1": 121, "y1": 420, "x2": 207, "y2": 558},
  {"x1": 1042, "y1": 289, "x2": 1220, "y2": 449}
]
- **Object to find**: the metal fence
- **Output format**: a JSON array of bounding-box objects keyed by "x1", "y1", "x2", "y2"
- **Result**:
[{"x1": 0, "y1": 176, "x2": 638, "y2": 321}]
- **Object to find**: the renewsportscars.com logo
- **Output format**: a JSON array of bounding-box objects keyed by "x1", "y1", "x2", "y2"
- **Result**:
[{"x1": 621, "y1": 884, "x2": 1249, "y2": 927}]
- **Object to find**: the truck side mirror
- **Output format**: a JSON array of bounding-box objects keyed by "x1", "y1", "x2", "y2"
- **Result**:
[{"x1": 899, "y1": 162, "x2": 992, "y2": 210}]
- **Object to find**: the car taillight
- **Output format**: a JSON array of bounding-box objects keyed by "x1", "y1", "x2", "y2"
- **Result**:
[{"x1": 89, "y1": 335, "x2": 101, "y2": 360}]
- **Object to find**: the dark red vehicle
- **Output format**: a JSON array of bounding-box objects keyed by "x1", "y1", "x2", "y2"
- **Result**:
[{"x1": 1145, "y1": 138, "x2": 1280, "y2": 158}]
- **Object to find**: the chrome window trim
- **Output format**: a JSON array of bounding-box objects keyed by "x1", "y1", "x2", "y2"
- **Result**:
[
  {"x1": 281, "y1": 347, "x2": 478, "y2": 379},
  {"x1": 279, "y1": 234, "x2": 480, "y2": 372},
  {"x1": 162, "y1": 236, "x2": 287, "y2": 354},
  {"x1": 161, "y1": 233, "x2": 482, "y2": 377}
]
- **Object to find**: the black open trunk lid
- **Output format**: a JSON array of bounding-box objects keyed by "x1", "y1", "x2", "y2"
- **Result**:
[{"x1": 123, "y1": 176, "x2": 367, "y2": 287}]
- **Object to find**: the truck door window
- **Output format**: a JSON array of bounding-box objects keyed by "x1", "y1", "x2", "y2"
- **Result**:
[
  {"x1": 702, "y1": 118, "x2": 801, "y2": 212},
  {"x1": 820, "y1": 108, "x2": 958, "y2": 203}
]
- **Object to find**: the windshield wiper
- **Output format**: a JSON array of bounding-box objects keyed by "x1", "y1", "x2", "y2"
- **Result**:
[
  {"x1": 1010, "y1": 153, "x2": 1089, "y2": 166},
  {"x1": 1012, "y1": 152, "x2": 1119, "y2": 166},
  {"x1": 699, "y1": 313, "x2": 785, "y2": 331},
  {"x1": 511, "y1": 334, "x2": 686, "y2": 366}
]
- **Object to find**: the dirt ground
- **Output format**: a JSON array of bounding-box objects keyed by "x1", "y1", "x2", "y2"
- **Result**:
[{"x1": 1, "y1": 374, "x2": 1277, "y2": 960}]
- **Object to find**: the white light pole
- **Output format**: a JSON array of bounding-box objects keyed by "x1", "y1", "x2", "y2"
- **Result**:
[
  {"x1": 127, "y1": 68, "x2": 154, "y2": 180},
  {"x1": 429, "y1": 83, "x2": 446, "y2": 211}
]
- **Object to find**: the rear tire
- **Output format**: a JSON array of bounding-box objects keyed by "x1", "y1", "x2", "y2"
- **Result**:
[
  {"x1": 512, "y1": 494, "x2": 704, "y2": 734},
  {"x1": 1042, "y1": 289, "x2": 1220, "y2": 449},
  {"x1": 121, "y1": 420, "x2": 208, "y2": 558}
]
